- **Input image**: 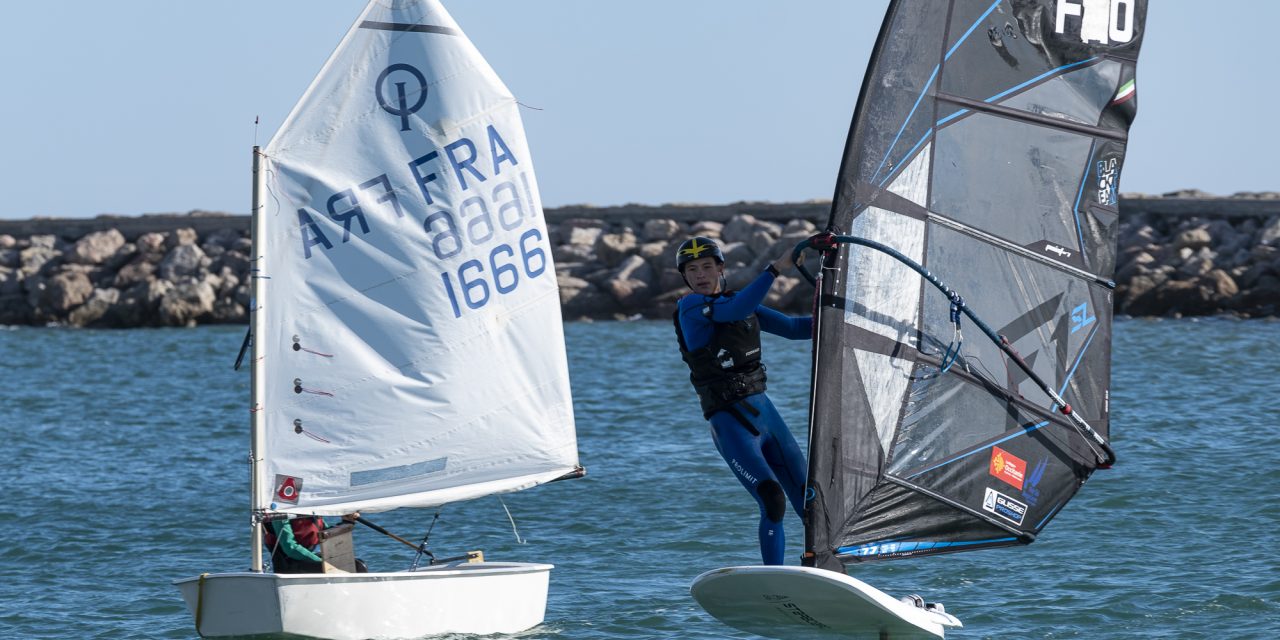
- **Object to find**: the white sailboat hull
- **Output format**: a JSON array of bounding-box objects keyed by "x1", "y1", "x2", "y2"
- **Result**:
[{"x1": 174, "y1": 562, "x2": 553, "y2": 639}]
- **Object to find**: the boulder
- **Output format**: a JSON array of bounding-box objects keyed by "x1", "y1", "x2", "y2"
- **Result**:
[
  {"x1": 641, "y1": 218, "x2": 683, "y2": 242},
  {"x1": 690, "y1": 221, "x2": 723, "y2": 238},
  {"x1": 783, "y1": 219, "x2": 818, "y2": 235},
  {"x1": 722, "y1": 241, "x2": 755, "y2": 267},
  {"x1": 67, "y1": 288, "x2": 120, "y2": 327},
  {"x1": 165, "y1": 227, "x2": 198, "y2": 250},
  {"x1": 1172, "y1": 226, "x2": 1212, "y2": 251},
  {"x1": 566, "y1": 226, "x2": 604, "y2": 247},
  {"x1": 594, "y1": 230, "x2": 637, "y2": 268},
  {"x1": 28, "y1": 270, "x2": 93, "y2": 315},
  {"x1": 114, "y1": 258, "x2": 157, "y2": 288},
  {"x1": 107, "y1": 279, "x2": 174, "y2": 327},
  {"x1": 19, "y1": 246, "x2": 59, "y2": 277},
  {"x1": 136, "y1": 232, "x2": 168, "y2": 260},
  {"x1": 552, "y1": 243, "x2": 595, "y2": 264},
  {"x1": 158, "y1": 244, "x2": 210, "y2": 281},
  {"x1": 1259, "y1": 217, "x2": 1280, "y2": 246},
  {"x1": 158, "y1": 280, "x2": 216, "y2": 326},
  {"x1": 560, "y1": 281, "x2": 621, "y2": 319},
  {"x1": 0, "y1": 234, "x2": 14, "y2": 249},
  {"x1": 67, "y1": 229, "x2": 126, "y2": 265},
  {"x1": 208, "y1": 299, "x2": 247, "y2": 324}
]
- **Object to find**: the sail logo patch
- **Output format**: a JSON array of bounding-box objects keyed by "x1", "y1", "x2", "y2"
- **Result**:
[
  {"x1": 1022, "y1": 457, "x2": 1049, "y2": 506},
  {"x1": 1054, "y1": 0, "x2": 1135, "y2": 45},
  {"x1": 1096, "y1": 157, "x2": 1120, "y2": 205},
  {"x1": 376, "y1": 63, "x2": 429, "y2": 132},
  {"x1": 989, "y1": 447, "x2": 1026, "y2": 490},
  {"x1": 274, "y1": 474, "x2": 303, "y2": 504},
  {"x1": 983, "y1": 487, "x2": 1028, "y2": 526}
]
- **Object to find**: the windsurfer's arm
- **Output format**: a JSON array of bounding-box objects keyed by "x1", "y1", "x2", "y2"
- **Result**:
[
  {"x1": 756, "y1": 306, "x2": 812, "y2": 340},
  {"x1": 273, "y1": 519, "x2": 323, "y2": 563},
  {"x1": 705, "y1": 269, "x2": 777, "y2": 322}
]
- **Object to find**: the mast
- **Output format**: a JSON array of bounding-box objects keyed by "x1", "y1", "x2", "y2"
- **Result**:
[{"x1": 249, "y1": 145, "x2": 267, "y2": 572}]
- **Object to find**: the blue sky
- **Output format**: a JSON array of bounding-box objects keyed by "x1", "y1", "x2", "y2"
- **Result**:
[{"x1": 0, "y1": 1, "x2": 1272, "y2": 219}]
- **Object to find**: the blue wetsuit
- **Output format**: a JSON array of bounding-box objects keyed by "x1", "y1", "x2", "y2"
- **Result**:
[{"x1": 677, "y1": 269, "x2": 812, "y2": 565}]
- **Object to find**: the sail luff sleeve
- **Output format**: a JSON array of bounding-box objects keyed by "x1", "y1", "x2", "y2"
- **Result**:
[{"x1": 807, "y1": 0, "x2": 1146, "y2": 565}]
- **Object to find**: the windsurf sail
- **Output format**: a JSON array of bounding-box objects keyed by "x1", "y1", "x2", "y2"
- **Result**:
[
  {"x1": 253, "y1": 0, "x2": 579, "y2": 518},
  {"x1": 803, "y1": 0, "x2": 1146, "y2": 571}
]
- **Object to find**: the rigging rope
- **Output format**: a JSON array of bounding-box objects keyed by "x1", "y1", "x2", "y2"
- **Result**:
[{"x1": 792, "y1": 232, "x2": 1116, "y2": 467}]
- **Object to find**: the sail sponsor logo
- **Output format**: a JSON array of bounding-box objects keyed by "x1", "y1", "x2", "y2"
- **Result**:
[
  {"x1": 1054, "y1": 0, "x2": 1135, "y2": 45},
  {"x1": 983, "y1": 487, "x2": 1028, "y2": 525},
  {"x1": 1044, "y1": 243, "x2": 1073, "y2": 259},
  {"x1": 1071, "y1": 302, "x2": 1096, "y2": 334},
  {"x1": 274, "y1": 474, "x2": 303, "y2": 504},
  {"x1": 1022, "y1": 457, "x2": 1049, "y2": 507},
  {"x1": 1096, "y1": 157, "x2": 1120, "y2": 205},
  {"x1": 989, "y1": 447, "x2": 1026, "y2": 490}
]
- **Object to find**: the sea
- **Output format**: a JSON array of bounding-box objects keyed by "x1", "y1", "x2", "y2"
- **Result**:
[{"x1": 1, "y1": 317, "x2": 1277, "y2": 639}]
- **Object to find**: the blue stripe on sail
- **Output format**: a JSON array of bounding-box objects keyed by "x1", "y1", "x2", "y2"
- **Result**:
[
  {"x1": 1052, "y1": 323, "x2": 1098, "y2": 411},
  {"x1": 984, "y1": 57, "x2": 1099, "y2": 103},
  {"x1": 1072, "y1": 145, "x2": 1098, "y2": 256},
  {"x1": 350, "y1": 457, "x2": 447, "y2": 487},
  {"x1": 904, "y1": 421, "x2": 1051, "y2": 480},
  {"x1": 870, "y1": 65, "x2": 940, "y2": 184},
  {"x1": 1036, "y1": 501, "x2": 1066, "y2": 530},
  {"x1": 870, "y1": 0, "x2": 1002, "y2": 184},
  {"x1": 877, "y1": 130, "x2": 935, "y2": 187},
  {"x1": 838, "y1": 536, "x2": 1018, "y2": 557}
]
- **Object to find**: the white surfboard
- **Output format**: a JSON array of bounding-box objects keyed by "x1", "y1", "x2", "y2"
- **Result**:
[{"x1": 691, "y1": 566, "x2": 961, "y2": 639}]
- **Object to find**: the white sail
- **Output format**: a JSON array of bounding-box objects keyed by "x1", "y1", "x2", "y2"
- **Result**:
[{"x1": 257, "y1": 0, "x2": 577, "y2": 516}]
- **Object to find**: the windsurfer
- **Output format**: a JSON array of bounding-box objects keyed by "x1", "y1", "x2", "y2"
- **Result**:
[{"x1": 672, "y1": 236, "x2": 812, "y2": 565}]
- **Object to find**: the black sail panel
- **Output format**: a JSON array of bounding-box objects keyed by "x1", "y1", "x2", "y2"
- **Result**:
[{"x1": 806, "y1": 0, "x2": 1145, "y2": 569}]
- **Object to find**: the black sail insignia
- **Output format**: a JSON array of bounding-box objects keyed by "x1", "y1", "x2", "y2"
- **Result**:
[{"x1": 804, "y1": 0, "x2": 1146, "y2": 571}]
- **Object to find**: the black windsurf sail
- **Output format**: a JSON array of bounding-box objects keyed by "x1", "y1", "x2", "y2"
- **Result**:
[{"x1": 802, "y1": 0, "x2": 1146, "y2": 572}]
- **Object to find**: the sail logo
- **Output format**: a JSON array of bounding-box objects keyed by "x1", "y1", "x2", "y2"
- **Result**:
[
  {"x1": 1054, "y1": 0, "x2": 1135, "y2": 45},
  {"x1": 983, "y1": 487, "x2": 1028, "y2": 526},
  {"x1": 1044, "y1": 243, "x2": 1073, "y2": 259},
  {"x1": 1096, "y1": 157, "x2": 1120, "y2": 205},
  {"x1": 989, "y1": 447, "x2": 1026, "y2": 490},
  {"x1": 376, "y1": 63, "x2": 429, "y2": 132},
  {"x1": 1022, "y1": 457, "x2": 1049, "y2": 506},
  {"x1": 1071, "y1": 302, "x2": 1096, "y2": 334},
  {"x1": 274, "y1": 474, "x2": 303, "y2": 505}
]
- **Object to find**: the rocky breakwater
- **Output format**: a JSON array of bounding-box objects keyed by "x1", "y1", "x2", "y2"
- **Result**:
[
  {"x1": 1115, "y1": 192, "x2": 1280, "y2": 318},
  {"x1": 2, "y1": 193, "x2": 1279, "y2": 327},
  {"x1": 0, "y1": 227, "x2": 249, "y2": 327}
]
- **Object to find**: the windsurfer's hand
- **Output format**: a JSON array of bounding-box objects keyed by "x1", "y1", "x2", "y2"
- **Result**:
[
  {"x1": 771, "y1": 252, "x2": 794, "y2": 274},
  {"x1": 341, "y1": 512, "x2": 360, "y2": 523}
]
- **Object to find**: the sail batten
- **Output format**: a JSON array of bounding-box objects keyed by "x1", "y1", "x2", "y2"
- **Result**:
[
  {"x1": 806, "y1": 0, "x2": 1145, "y2": 568},
  {"x1": 255, "y1": 0, "x2": 578, "y2": 517}
]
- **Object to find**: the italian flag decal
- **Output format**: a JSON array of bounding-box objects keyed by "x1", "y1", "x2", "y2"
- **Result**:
[{"x1": 1111, "y1": 79, "x2": 1136, "y2": 105}]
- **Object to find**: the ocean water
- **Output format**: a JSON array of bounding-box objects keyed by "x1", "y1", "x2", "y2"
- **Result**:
[{"x1": 1, "y1": 317, "x2": 1277, "y2": 639}]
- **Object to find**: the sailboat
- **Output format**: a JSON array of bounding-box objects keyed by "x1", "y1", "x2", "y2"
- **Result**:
[
  {"x1": 173, "y1": 1, "x2": 581, "y2": 638},
  {"x1": 693, "y1": 0, "x2": 1147, "y2": 637}
]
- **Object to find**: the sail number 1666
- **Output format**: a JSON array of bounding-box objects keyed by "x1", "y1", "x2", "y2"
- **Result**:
[{"x1": 440, "y1": 228, "x2": 547, "y2": 317}]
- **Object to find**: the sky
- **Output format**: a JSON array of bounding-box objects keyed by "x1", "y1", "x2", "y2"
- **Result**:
[{"x1": 0, "y1": 1, "x2": 1273, "y2": 220}]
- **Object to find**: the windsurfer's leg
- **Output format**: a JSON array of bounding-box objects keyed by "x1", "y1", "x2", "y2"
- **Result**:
[
  {"x1": 709, "y1": 410, "x2": 787, "y2": 565},
  {"x1": 749, "y1": 395, "x2": 809, "y2": 519}
]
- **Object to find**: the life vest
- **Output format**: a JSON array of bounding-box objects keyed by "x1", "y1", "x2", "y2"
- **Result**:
[
  {"x1": 264, "y1": 516, "x2": 324, "y2": 550},
  {"x1": 673, "y1": 291, "x2": 767, "y2": 419}
]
